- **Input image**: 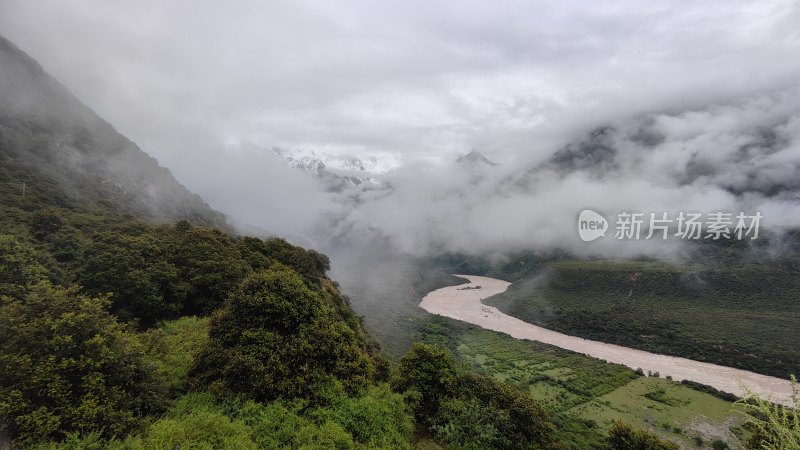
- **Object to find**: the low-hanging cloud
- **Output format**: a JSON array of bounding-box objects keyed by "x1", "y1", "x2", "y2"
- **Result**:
[
  {"x1": 1, "y1": 0, "x2": 798, "y2": 259},
  {"x1": 325, "y1": 86, "x2": 800, "y2": 259}
]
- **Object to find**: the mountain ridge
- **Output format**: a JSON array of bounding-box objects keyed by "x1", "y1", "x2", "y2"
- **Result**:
[{"x1": 0, "y1": 34, "x2": 226, "y2": 227}]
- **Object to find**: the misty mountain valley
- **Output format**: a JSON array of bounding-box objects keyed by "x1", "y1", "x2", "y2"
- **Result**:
[{"x1": 1, "y1": 2, "x2": 799, "y2": 450}]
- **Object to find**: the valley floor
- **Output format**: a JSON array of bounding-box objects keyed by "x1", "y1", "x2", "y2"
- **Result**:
[
  {"x1": 416, "y1": 314, "x2": 749, "y2": 449},
  {"x1": 420, "y1": 274, "x2": 794, "y2": 406}
]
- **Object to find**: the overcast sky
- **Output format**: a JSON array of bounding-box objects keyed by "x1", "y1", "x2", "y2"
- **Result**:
[
  {"x1": 3, "y1": 1, "x2": 799, "y2": 160},
  {"x1": 1, "y1": 0, "x2": 799, "y2": 251}
]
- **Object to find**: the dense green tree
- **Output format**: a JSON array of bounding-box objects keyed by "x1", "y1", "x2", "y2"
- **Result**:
[
  {"x1": 47, "y1": 228, "x2": 82, "y2": 262},
  {"x1": 28, "y1": 208, "x2": 64, "y2": 240},
  {"x1": 78, "y1": 230, "x2": 183, "y2": 324},
  {"x1": 0, "y1": 282, "x2": 163, "y2": 446},
  {"x1": 391, "y1": 342, "x2": 459, "y2": 423},
  {"x1": 172, "y1": 227, "x2": 251, "y2": 314},
  {"x1": 174, "y1": 219, "x2": 191, "y2": 235},
  {"x1": 457, "y1": 372, "x2": 556, "y2": 449},
  {"x1": 605, "y1": 421, "x2": 679, "y2": 450},
  {"x1": 25, "y1": 208, "x2": 84, "y2": 262},
  {"x1": 236, "y1": 236, "x2": 277, "y2": 271},
  {"x1": 432, "y1": 396, "x2": 509, "y2": 449},
  {"x1": 0, "y1": 234, "x2": 49, "y2": 299},
  {"x1": 237, "y1": 236, "x2": 329, "y2": 283},
  {"x1": 393, "y1": 343, "x2": 556, "y2": 450},
  {"x1": 189, "y1": 268, "x2": 375, "y2": 403}
]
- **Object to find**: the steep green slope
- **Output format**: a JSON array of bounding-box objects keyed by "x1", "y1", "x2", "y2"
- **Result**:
[
  {"x1": 0, "y1": 34, "x2": 225, "y2": 226},
  {"x1": 485, "y1": 256, "x2": 800, "y2": 378}
]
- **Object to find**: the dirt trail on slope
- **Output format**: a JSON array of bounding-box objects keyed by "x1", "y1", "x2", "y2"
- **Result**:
[{"x1": 419, "y1": 274, "x2": 795, "y2": 406}]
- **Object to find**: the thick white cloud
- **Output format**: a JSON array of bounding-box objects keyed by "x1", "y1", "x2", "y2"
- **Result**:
[
  {"x1": 329, "y1": 86, "x2": 800, "y2": 258},
  {"x1": 1, "y1": 0, "x2": 798, "y2": 250}
]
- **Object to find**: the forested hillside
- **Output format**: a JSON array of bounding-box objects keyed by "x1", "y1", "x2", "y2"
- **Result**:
[
  {"x1": 0, "y1": 173, "x2": 390, "y2": 445},
  {"x1": 0, "y1": 109, "x2": 572, "y2": 449},
  {"x1": 0, "y1": 34, "x2": 574, "y2": 449}
]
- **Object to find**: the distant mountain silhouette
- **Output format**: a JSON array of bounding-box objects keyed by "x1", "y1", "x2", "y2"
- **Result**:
[{"x1": 457, "y1": 149, "x2": 497, "y2": 166}]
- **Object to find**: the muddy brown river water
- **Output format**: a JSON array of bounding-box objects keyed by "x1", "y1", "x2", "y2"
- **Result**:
[{"x1": 419, "y1": 274, "x2": 794, "y2": 406}]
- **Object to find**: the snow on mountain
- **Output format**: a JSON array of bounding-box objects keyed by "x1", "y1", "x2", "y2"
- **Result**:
[
  {"x1": 272, "y1": 148, "x2": 399, "y2": 191},
  {"x1": 275, "y1": 148, "x2": 400, "y2": 173}
]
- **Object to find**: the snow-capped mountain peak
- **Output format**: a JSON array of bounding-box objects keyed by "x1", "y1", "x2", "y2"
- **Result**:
[
  {"x1": 272, "y1": 148, "x2": 399, "y2": 191},
  {"x1": 273, "y1": 148, "x2": 400, "y2": 175}
]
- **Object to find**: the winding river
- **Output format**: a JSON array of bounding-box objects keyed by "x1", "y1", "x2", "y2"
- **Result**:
[{"x1": 419, "y1": 274, "x2": 795, "y2": 406}]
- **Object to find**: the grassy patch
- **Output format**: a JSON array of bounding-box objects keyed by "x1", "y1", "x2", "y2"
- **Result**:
[
  {"x1": 572, "y1": 377, "x2": 747, "y2": 449},
  {"x1": 416, "y1": 316, "x2": 746, "y2": 449}
]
